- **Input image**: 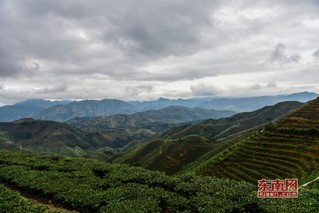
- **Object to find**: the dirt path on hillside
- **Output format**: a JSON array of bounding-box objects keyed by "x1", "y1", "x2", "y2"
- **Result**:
[
  {"x1": 27, "y1": 196, "x2": 79, "y2": 213},
  {"x1": 2, "y1": 181, "x2": 79, "y2": 213},
  {"x1": 300, "y1": 176, "x2": 319, "y2": 188}
]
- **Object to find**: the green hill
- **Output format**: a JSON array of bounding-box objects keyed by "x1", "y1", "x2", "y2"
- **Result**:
[
  {"x1": 155, "y1": 101, "x2": 303, "y2": 140},
  {"x1": 112, "y1": 135, "x2": 215, "y2": 175},
  {"x1": 112, "y1": 101, "x2": 303, "y2": 174},
  {"x1": 68, "y1": 106, "x2": 235, "y2": 149},
  {"x1": 0, "y1": 118, "x2": 110, "y2": 157},
  {"x1": 187, "y1": 98, "x2": 319, "y2": 186}
]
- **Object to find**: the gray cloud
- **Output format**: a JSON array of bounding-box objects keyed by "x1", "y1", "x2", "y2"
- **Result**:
[
  {"x1": 36, "y1": 84, "x2": 68, "y2": 94},
  {"x1": 190, "y1": 84, "x2": 221, "y2": 96},
  {"x1": 125, "y1": 85, "x2": 154, "y2": 96},
  {"x1": 105, "y1": 1, "x2": 216, "y2": 57},
  {"x1": 313, "y1": 49, "x2": 319, "y2": 59},
  {"x1": 0, "y1": 48, "x2": 23, "y2": 77},
  {"x1": 269, "y1": 43, "x2": 301, "y2": 64},
  {"x1": 250, "y1": 84, "x2": 262, "y2": 90},
  {"x1": 266, "y1": 82, "x2": 277, "y2": 88},
  {"x1": 0, "y1": 0, "x2": 319, "y2": 104}
]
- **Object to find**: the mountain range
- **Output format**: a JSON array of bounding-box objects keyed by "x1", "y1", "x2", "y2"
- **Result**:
[
  {"x1": 0, "y1": 100, "x2": 303, "y2": 161},
  {"x1": 1, "y1": 94, "x2": 318, "y2": 212},
  {"x1": 130, "y1": 91, "x2": 318, "y2": 111},
  {"x1": 0, "y1": 105, "x2": 236, "y2": 157},
  {"x1": 0, "y1": 91, "x2": 317, "y2": 122},
  {"x1": 111, "y1": 101, "x2": 304, "y2": 173}
]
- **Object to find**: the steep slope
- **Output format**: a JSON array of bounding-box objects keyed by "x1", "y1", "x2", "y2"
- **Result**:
[
  {"x1": 112, "y1": 101, "x2": 303, "y2": 173},
  {"x1": 155, "y1": 101, "x2": 303, "y2": 140},
  {"x1": 35, "y1": 99, "x2": 138, "y2": 121},
  {"x1": 0, "y1": 118, "x2": 109, "y2": 156},
  {"x1": 112, "y1": 135, "x2": 216, "y2": 175},
  {"x1": 188, "y1": 98, "x2": 319, "y2": 185}
]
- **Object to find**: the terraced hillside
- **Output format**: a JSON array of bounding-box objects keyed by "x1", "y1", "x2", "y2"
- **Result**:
[
  {"x1": 112, "y1": 135, "x2": 215, "y2": 175},
  {"x1": 191, "y1": 98, "x2": 319, "y2": 185},
  {"x1": 0, "y1": 149, "x2": 318, "y2": 212},
  {"x1": 155, "y1": 101, "x2": 303, "y2": 140}
]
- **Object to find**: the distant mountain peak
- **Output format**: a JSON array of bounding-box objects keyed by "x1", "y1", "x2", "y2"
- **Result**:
[{"x1": 157, "y1": 98, "x2": 170, "y2": 101}]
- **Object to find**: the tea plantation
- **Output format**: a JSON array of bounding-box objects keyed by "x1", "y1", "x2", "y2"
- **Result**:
[{"x1": 0, "y1": 149, "x2": 318, "y2": 212}]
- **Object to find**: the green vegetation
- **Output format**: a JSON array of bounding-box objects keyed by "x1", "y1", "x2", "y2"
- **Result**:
[
  {"x1": 112, "y1": 135, "x2": 216, "y2": 175},
  {"x1": 0, "y1": 183, "x2": 49, "y2": 213},
  {"x1": 155, "y1": 101, "x2": 303, "y2": 140},
  {"x1": 187, "y1": 98, "x2": 319, "y2": 187},
  {"x1": 0, "y1": 149, "x2": 318, "y2": 212},
  {"x1": 1, "y1": 99, "x2": 319, "y2": 212}
]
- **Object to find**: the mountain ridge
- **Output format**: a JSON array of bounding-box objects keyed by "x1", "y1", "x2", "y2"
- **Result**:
[
  {"x1": 111, "y1": 101, "x2": 304, "y2": 174},
  {"x1": 186, "y1": 97, "x2": 319, "y2": 185},
  {"x1": 0, "y1": 91, "x2": 317, "y2": 122}
]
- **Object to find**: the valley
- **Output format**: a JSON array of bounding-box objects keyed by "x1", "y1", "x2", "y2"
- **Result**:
[{"x1": 0, "y1": 95, "x2": 318, "y2": 212}]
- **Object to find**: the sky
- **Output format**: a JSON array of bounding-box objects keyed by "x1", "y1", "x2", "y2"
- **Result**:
[{"x1": 0, "y1": 0, "x2": 319, "y2": 105}]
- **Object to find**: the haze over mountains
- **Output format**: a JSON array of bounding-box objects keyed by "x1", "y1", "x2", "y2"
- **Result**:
[{"x1": 0, "y1": 91, "x2": 317, "y2": 122}]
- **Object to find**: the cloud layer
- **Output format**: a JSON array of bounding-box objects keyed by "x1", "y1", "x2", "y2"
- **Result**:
[{"x1": 1, "y1": 0, "x2": 319, "y2": 105}]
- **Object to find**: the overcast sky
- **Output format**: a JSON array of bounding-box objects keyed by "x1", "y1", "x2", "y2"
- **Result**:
[{"x1": 1, "y1": 0, "x2": 319, "y2": 105}]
